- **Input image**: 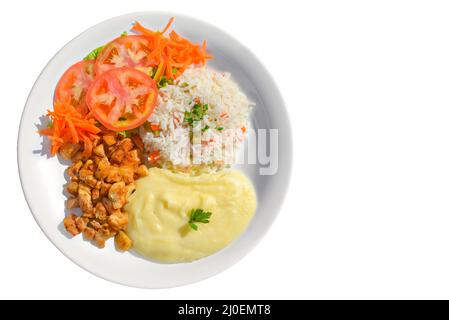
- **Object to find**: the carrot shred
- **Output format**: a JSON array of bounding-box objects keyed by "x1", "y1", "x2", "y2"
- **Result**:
[
  {"x1": 150, "y1": 123, "x2": 160, "y2": 131},
  {"x1": 38, "y1": 101, "x2": 99, "y2": 157},
  {"x1": 132, "y1": 18, "x2": 213, "y2": 81},
  {"x1": 153, "y1": 60, "x2": 166, "y2": 83},
  {"x1": 161, "y1": 17, "x2": 174, "y2": 35},
  {"x1": 149, "y1": 150, "x2": 161, "y2": 163},
  {"x1": 132, "y1": 21, "x2": 155, "y2": 36}
]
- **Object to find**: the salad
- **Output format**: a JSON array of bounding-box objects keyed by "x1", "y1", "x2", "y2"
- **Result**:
[{"x1": 40, "y1": 18, "x2": 212, "y2": 157}]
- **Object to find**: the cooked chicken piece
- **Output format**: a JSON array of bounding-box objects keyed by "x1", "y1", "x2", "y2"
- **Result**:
[
  {"x1": 91, "y1": 188, "x2": 100, "y2": 202},
  {"x1": 135, "y1": 164, "x2": 149, "y2": 178},
  {"x1": 100, "y1": 224, "x2": 116, "y2": 238},
  {"x1": 89, "y1": 220, "x2": 102, "y2": 230},
  {"x1": 119, "y1": 166, "x2": 134, "y2": 184},
  {"x1": 66, "y1": 181, "x2": 79, "y2": 195},
  {"x1": 119, "y1": 138, "x2": 134, "y2": 152},
  {"x1": 78, "y1": 167, "x2": 98, "y2": 188},
  {"x1": 67, "y1": 161, "x2": 83, "y2": 178},
  {"x1": 101, "y1": 197, "x2": 116, "y2": 215},
  {"x1": 93, "y1": 136, "x2": 101, "y2": 146},
  {"x1": 108, "y1": 211, "x2": 128, "y2": 231},
  {"x1": 126, "y1": 183, "x2": 136, "y2": 198},
  {"x1": 71, "y1": 151, "x2": 84, "y2": 162},
  {"x1": 82, "y1": 159, "x2": 93, "y2": 170},
  {"x1": 103, "y1": 134, "x2": 116, "y2": 146},
  {"x1": 105, "y1": 144, "x2": 117, "y2": 158},
  {"x1": 94, "y1": 231, "x2": 108, "y2": 248},
  {"x1": 93, "y1": 144, "x2": 106, "y2": 157},
  {"x1": 85, "y1": 175, "x2": 98, "y2": 189},
  {"x1": 92, "y1": 155, "x2": 102, "y2": 166},
  {"x1": 79, "y1": 168, "x2": 94, "y2": 181},
  {"x1": 125, "y1": 150, "x2": 140, "y2": 164},
  {"x1": 106, "y1": 166, "x2": 121, "y2": 183},
  {"x1": 95, "y1": 158, "x2": 111, "y2": 180},
  {"x1": 131, "y1": 135, "x2": 145, "y2": 152},
  {"x1": 66, "y1": 197, "x2": 79, "y2": 209},
  {"x1": 94, "y1": 202, "x2": 108, "y2": 221},
  {"x1": 82, "y1": 210, "x2": 95, "y2": 219},
  {"x1": 78, "y1": 183, "x2": 93, "y2": 213},
  {"x1": 100, "y1": 183, "x2": 111, "y2": 197},
  {"x1": 75, "y1": 216, "x2": 88, "y2": 232},
  {"x1": 115, "y1": 231, "x2": 133, "y2": 251},
  {"x1": 108, "y1": 181, "x2": 127, "y2": 209},
  {"x1": 64, "y1": 214, "x2": 80, "y2": 236},
  {"x1": 94, "y1": 181, "x2": 102, "y2": 190},
  {"x1": 83, "y1": 227, "x2": 96, "y2": 241},
  {"x1": 59, "y1": 143, "x2": 81, "y2": 160},
  {"x1": 110, "y1": 149, "x2": 126, "y2": 164}
]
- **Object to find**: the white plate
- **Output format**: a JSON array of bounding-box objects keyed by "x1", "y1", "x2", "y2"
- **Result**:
[{"x1": 18, "y1": 12, "x2": 292, "y2": 288}]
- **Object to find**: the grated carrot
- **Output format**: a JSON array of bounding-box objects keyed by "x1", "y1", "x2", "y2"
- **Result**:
[
  {"x1": 38, "y1": 101, "x2": 100, "y2": 156},
  {"x1": 131, "y1": 18, "x2": 213, "y2": 81},
  {"x1": 149, "y1": 150, "x2": 161, "y2": 163}
]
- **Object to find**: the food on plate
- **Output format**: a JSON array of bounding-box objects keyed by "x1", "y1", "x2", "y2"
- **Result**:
[
  {"x1": 54, "y1": 60, "x2": 95, "y2": 115},
  {"x1": 140, "y1": 66, "x2": 253, "y2": 172},
  {"x1": 62, "y1": 130, "x2": 148, "y2": 249},
  {"x1": 94, "y1": 35, "x2": 155, "y2": 76},
  {"x1": 38, "y1": 18, "x2": 257, "y2": 261},
  {"x1": 86, "y1": 67, "x2": 158, "y2": 130},
  {"x1": 38, "y1": 101, "x2": 100, "y2": 156},
  {"x1": 125, "y1": 168, "x2": 257, "y2": 262}
]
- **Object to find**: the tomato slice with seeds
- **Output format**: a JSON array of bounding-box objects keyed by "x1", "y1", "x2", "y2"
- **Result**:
[
  {"x1": 86, "y1": 67, "x2": 158, "y2": 131},
  {"x1": 94, "y1": 35, "x2": 156, "y2": 76},
  {"x1": 54, "y1": 60, "x2": 95, "y2": 114}
]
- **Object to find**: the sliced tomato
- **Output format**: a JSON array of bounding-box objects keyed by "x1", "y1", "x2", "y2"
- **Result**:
[
  {"x1": 86, "y1": 67, "x2": 158, "y2": 131},
  {"x1": 54, "y1": 60, "x2": 95, "y2": 114},
  {"x1": 94, "y1": 35, "x2": 156, "y2": 76}
]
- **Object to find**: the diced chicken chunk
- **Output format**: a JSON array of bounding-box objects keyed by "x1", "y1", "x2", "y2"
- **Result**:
[
  {"x1": 125, "y1": 150, "x2": 140, "y2": 164},
  {"x1": 108, "y1": 211, "x2": 128, "y2": 231},
  {"x1": 59, "y1": 143, "x2": 81, "y2": 160},
  {"x1": 95, "y1": 158, "x2": 111, "y2": 180},
  {"x1": 108, "y1": 181, "x2": 127, "y2": 209},
  {"x1": 64, "y1": 214, "x2": 80, "y2": 236},
  {"x1": 110, "y1": 149, "x2": 126, "y2": 164},
  {"x1": 78, "y1": 183, "x2": 92, "y2": 213},
  {"x1": 94, "y1": 202, "x2": 108, "y2": 221},
  {"x1": 119, "y1": 138, "x2": 133, "y2": 152},
  {"x1": 67, "y1": 161, "x2": 83, "y2": 178},
  {"x1": 67, "y1": 197, "x2": 79, "y2": 209},
  {"x1": 115, "y1": 231, "x2": 133, "y2": 251},
  {"x1": 119, "y1": 166, "x2": 134, "y2": 184},
  {"x1": 103, "y1": 134, "x2": 116, "y2": 146},
  {"x1": 93, "y1": 144, "x2": 106, "y2": 157},
  {"x1": 66, "y1": 181, "x2": 79, "y2": 195},
  {"x1": 75, "y1": 216, "x2": 88, "y2": 232},
  {"x1": 106, "y1": 166, "x2": 121, "y2": 183},
  {"x1": 83, "y1": 227, "x2": 96, "y2": 241},
  {"x1": 135, "y1": 164, "x2": 149, "y2": 178}
]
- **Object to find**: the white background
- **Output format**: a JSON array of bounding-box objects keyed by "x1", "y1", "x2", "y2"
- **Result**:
[{"x1": 3, "y1": 0, "x2": 449, "y2": 299}]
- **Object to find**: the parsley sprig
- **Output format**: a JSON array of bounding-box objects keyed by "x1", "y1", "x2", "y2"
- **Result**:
[
  {"x1": 183, "y1": 103, "x2": 209, "y2": 126},
  {"x1": 188, "y1": 208, "x2": 212, "y2": 231}
]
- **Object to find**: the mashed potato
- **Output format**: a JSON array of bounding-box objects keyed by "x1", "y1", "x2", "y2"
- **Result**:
[{"x1": 125, "y1": 168, "x2": 257, "y2": 263}]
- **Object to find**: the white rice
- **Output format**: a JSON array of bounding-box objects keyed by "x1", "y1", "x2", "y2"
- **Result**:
[{"x1": 140, "y1": 66, "x2": 254, "y2": 172}]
